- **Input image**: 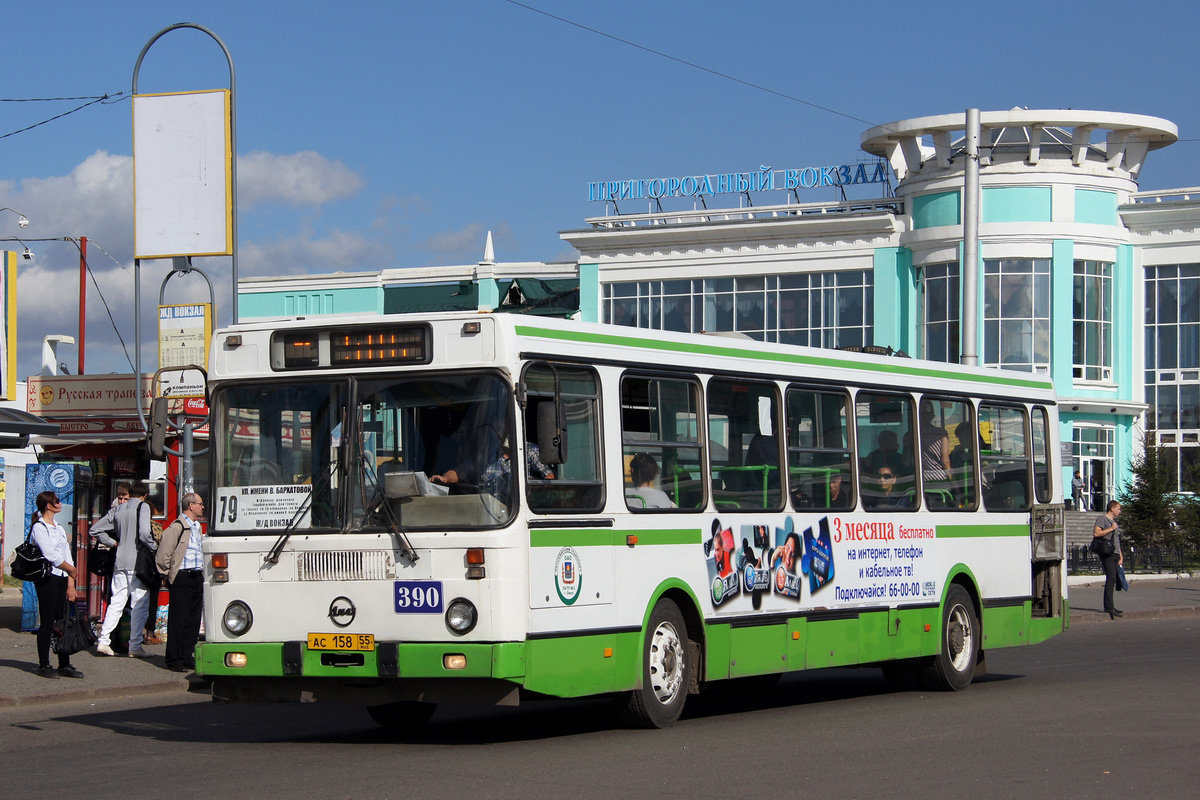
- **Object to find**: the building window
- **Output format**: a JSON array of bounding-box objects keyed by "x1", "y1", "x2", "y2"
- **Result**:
[
  {"x1": 1073, "y1": 425, "x2": 1115, "y2": 513},
  {"x1": 603, "y1": 272, "x2": 874, "y2": 349},
  {"x1": 1073, "y1": 260, "x2": 1113, "y2": 382},
  {"x1": 919, "y1": 262, "x2": 959, "y2": 363},
  {"x1": 1144, "y1": 263, "x2": 1200, "y2": 492},
  {"x1": 983, "y1": 258, "x2": 1051, "y2": 374}
]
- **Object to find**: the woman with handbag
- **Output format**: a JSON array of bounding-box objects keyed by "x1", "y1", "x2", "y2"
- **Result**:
[
  {"x1": 1093, "y1": 500, "x2": 1124, "y2": 619},
  {"x1": 30, "y1": 491, "x2": 84, "y2": 679}
]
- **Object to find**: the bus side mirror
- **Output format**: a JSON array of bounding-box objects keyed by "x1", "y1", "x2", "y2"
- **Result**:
[
  {"x1": 536, "y1": 401, "x2": 567, "y2": 465},
  {"x1": 148, "y1": 397, "x2": 168, "y2": 459}
]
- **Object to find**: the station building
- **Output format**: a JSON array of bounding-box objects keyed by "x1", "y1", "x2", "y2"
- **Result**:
[{"x1": 239, "y1": 108, "x2": 1200, "y2": 508}]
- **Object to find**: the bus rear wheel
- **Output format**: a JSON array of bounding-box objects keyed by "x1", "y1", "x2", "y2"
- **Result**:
[
  {"x1": 921, "y1": 584, "x2": 979, "y2": 691},
  {"x1": 366, "y1": 701, "x2": 437, "y2": 730},
  {"x1": 619, "y1": 599, "x2": 690, "y2": 729}
]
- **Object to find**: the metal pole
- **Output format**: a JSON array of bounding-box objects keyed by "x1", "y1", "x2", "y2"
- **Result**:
[
  {"x1": 961, "y1": 108, "x2": 981, "y2": 366},
  {"x1": 132, "y1": 22, "x2": 238, "y2": 437},
  {"x1": 182, "y1": 423, "x2": 195, "y2": 497},
  {"x1": 78, "y1": 236, "x2": 86, "y2": 374}
]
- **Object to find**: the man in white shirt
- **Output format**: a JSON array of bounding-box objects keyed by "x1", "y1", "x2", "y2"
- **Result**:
[{"x1": 156, "y1": 493, "x2": 206, "y2": 672}]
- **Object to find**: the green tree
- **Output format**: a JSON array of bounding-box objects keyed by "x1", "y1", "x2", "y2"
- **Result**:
[
  {"x1": 1117, "y1": 434, "x2": 1180, "y2": 550},
  {"x1": 1173, "y1": 463, "x2": 1200, "y2": 551}
]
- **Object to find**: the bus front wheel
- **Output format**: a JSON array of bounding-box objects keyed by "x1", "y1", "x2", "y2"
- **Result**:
[
  {"x1": 921, "y1": 584, "x2": 979, "y2": 691},
  {"x1": 366, "y1": 701, "x2": 437, "y2": 730},
  {"x1": 619, "y1": 598, "x2": 690, "y2": 729}
]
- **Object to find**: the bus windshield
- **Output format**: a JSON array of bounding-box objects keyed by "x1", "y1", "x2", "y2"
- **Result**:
[
  {"x1": 353, "y1": 371, "x2": 515, "y2": 529},
  {"x1": 213, "y1": 381, "x2": 347, "y2": 533}
]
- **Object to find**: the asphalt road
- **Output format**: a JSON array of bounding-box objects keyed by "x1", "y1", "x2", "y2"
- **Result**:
[{"x1": 5, "y1": 617, "x2": 1198, "y2": 800}]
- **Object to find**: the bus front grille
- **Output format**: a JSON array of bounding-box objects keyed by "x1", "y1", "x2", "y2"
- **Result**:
[{"x1": 297, "y1": 550, "x2": 394, "y2": 581}]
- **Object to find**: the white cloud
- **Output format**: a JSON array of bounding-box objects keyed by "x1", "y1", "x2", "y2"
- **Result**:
[
  {"x1": 10, "y1": 150, "x2": 134, "y2": 251},
  {"x1": 239, "y1": 230, "x2": 391, "y2": 278},
  {"x1": 237, "y1": 151, "x2": 365, "y2": 207},
  {"x1": 420, "y1": 222, "x2": 511, "y2": 262}
]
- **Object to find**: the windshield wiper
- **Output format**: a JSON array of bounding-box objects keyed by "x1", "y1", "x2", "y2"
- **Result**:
[
  {"x1": 359, "y1": 454, "x2": 419, "y2": 563},
  {"x1": 264, "y1": 454, "x2": 340, "y2": 566}
]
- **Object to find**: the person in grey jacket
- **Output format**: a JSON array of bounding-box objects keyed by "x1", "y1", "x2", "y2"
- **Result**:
[
  {"x1": 1093, "y1": 500, "x2": 1124, "y2": 619},
  {"x1": 92, "y1": 482, "x2": 158, "y2": 657}
]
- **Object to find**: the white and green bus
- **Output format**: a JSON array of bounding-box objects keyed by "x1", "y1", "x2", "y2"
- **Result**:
[{"x1": 196, "y1": 312, "x2": 1067, "y2": 728}]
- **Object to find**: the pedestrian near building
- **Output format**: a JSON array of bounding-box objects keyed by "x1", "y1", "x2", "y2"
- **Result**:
[
  {"x1": 88, "y1": 482, "x2": 129, "y2": 587},
  {"x1": 156, "y1": 493, "x2": 206, "y2": 672},
  {"x1": 30, "y1": 491, "x2": 84, "y2": 679},
  {"x1": 1093, "y1": 500, "x2": 1123, "y2": 619},
  {"x1": 1071, "y1": 470, "x2": 1084, "y2": 510},
  {"x1": 92, "y1": 482, "x2": 158, "y2": 658}
]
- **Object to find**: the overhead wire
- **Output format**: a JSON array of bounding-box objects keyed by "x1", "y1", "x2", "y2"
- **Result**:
[
  {"x1": 501, "y1": 1, "x2": 1200, "y2": 150},
  {"x1": 0, "y1": 91, "x2": 126, "y2": 141},
  {"x1": 70, "y1": 238, "x2": 136, "y2": 372},
  {"x1": 501, "y1": 0, "x2": 885, "y2": 130}
]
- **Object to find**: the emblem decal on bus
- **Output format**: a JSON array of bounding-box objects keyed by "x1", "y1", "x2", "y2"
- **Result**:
[
  {"x1": 554, "y1": 547, "x2": 583, "y2": 605},
  {"x1": 329, "y1": 596, "x2": 357, "y2": 628}
]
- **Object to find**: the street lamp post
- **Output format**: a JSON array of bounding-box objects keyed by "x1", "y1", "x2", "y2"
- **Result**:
[{"x1": 0, "y1": 208, "x2": 30, "y2": 228}]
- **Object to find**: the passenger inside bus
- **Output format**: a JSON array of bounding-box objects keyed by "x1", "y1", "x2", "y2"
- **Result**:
[
  {"x1": 625, "y1": 452, "x2": 675, "y2": 509},
  {"x1": 827, "y1": 471, "x2": 852, "y2": 509},
  {"x1": 919, "y1": 400, "x2": 953, "y2": 509},
  {"x1": 431, "y1": 419, "x2": 554, "y2": 500},
  {"x1": 863, "y1": 467, "x2": 912, "y2": 510},
  {"x1": 864, "y1": 430, "x2": 903, "y2": 476}
]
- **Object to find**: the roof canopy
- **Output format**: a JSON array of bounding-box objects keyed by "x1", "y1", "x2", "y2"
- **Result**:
[
  {"x1": 0, "y1": 407, "x2": 60, "y2": 448},
  {"x1": 861, "y1": 109, "x2": 1177, "y2": 181}
]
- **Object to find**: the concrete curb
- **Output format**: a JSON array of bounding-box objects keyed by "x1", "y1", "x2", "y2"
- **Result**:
[
  {"x1": 0, "y1": 677, "x2": 194, "y2": 709},
  {"x1": 1070, "y1": 606, "x2": 1200, "y2": 625},
  {"x1": 1066, "y1": 573, "x2": 1194, "y2": 588}
]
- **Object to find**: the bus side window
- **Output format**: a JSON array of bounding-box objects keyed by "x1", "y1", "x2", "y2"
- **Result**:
[
  {"x1": 979, "y1": 404, "x2": 1031, "y2": 510},
  {"x1": 522, "y1": 364, "x2": 604, "y2": 513},
  {"x1": 621, "y1": 375, "x2": 705, "y2": 512},
  {"x1": 707, "y1": 378, "x2": 782, "y2": 511},
  {"x1": 788, "y1": 387, "x2": 854, "y2": 511},
  {"x1": 920, "y1": 396, "x2": 977, "y2": 511},
  {"x1": 1031, "y1": 406, "x2": 1053, "y2": 504},
  {"x1": 855, "y1": 391, "x2": 914, "y2": 511}
]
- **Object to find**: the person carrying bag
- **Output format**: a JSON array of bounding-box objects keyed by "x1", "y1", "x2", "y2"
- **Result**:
[
  {"x1": 11, "y1": 523, "x2": 53, "y2": 583},
  {"x1": 92, "y1": 482, "x2": 158, "y2": 658},
  {"x1": 134, "y1": 502, "x2": 161, "y2": 591},
  {"x1": 29, "y1": 491, "x2": 84, "y2": 679},
  {"x1": 1092, "y1": 501, "x2": 1124, "y2": 619},
  {"x1": 52, "y1": 602, "x2": 99, "y2": 657}
]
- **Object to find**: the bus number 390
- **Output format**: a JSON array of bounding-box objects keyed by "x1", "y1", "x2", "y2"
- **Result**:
[{"x1": 394, "y1": 581, "x2": 443, "y2": 613}]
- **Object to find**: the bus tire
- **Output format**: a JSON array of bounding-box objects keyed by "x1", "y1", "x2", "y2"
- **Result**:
[
  {"x1": 921, "y1": 584, "x2": 978, "y2": 691},
  {"x1": 619, "y1": 598, "x2": 690, "y2": 729},
  {"x1": 366, "y1": 701, "x2": 437, "y2": 730}
]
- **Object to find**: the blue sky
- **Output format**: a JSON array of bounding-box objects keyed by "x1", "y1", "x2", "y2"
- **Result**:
[{"x1": 3, "y1": 0, "x2": 1199, "y2": 379}]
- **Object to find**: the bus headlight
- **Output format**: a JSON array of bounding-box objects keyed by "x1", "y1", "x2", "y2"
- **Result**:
[
  {"x1": 445, "y1": 598, "x2": 477, "y2": 635},
  {"x1": 223, "y1": 601, "x2": 253, "y2": 636}
]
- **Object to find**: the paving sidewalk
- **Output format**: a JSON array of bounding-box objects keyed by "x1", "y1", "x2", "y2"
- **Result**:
[
  {"x1": 0, "y1": 586, "x2": 202, "y2": 708},
  {"x1": 3, "y1": 573, "x2": 1198, "y2": 709},
  {"x1": 1066, "y1": 571, "x2": 1200, "y2": 623}
]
